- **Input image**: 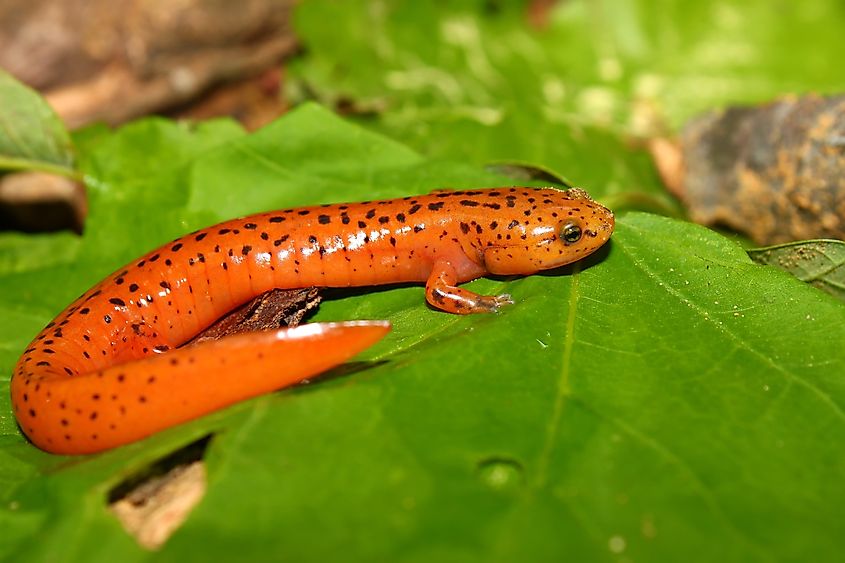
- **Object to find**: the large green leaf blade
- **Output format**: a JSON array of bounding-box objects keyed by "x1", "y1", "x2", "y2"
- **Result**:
[{"x1": 0, "y1": 106, "x2": 843, "y2": 562}]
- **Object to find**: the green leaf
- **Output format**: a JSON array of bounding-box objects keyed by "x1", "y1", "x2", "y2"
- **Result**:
[
  {"x1": 0, "y1": 69, "x2": 76, "y2": 178},
  {"x1": 748, "y1": 239, "x2": 845, "y2": 301},
  {"x1": 1, "y1": 105, "x2": 843, "y2": 562}
]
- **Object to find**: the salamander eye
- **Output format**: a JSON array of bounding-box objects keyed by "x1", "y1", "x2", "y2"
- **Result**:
[{"x1": 561, "y1": 222, "x2": 582, "y2": 245}]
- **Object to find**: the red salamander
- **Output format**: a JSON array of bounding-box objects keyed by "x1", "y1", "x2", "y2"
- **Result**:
[{"x1": 11, "y1": 187, "x2": 614, "y2": 454}]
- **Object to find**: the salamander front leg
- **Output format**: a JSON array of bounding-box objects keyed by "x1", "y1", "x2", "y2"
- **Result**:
[{"x1": 425, "y1": 260, "x2": 513, "y2": 314}]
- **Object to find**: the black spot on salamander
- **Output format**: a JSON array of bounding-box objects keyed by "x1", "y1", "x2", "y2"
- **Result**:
[
  {"x1": 507, "y1": 220, "x2": 519, "y2": 229},
  {"x1": 490, "y1": 221, "x2": 498, "y2": 229},
  {"x1": 413, "y1": 225, "x2": 424, "y2": 233},
  {"x1": 129, "y1": 283, "x2": 139, "y2": 292},
  {"x1": 475, "y1": 224, "x2": 483, "y2": 234},
  {"x1": 137, "y1": 260, "x2": 146, "y2": 268},
  {"x1": 482, "y1": 202, "x2": 501, "y2": 210},
  {"x1": 149, "y1": 254, "x2": 160, "y2": 262},
  {"x1": 260, "y1": 232, "x2": 269, "y2": 240},
  {"x1": 308, "y1": 235, "x2": 318, "y2": 245},
  {"x1": 341, "y1": 214, "x2": 350, "y2": 225},
  {"x1": 409, "y1": 204, "x2": 422, "y2": 214},
  {"x1": 109, "y1": 297, "x2": 126, "y2": 307},
  {"x1": 459, "y1": 200, "x2": 479, "y2": 207},
  {"x1": 524, "y1": 210, "x2": 532, "y2": 216},
  {"x1": 318, "y1": 215, "x2": 331, "y2": 225},
  {"x1": 358, "y1": 221, "x2": 367, "y2": 229},
  {"x1": 273, "y1": 235, "x2": 290, "y2": 246},
  {"x1": 488, "y1": 191, "x2": 501, "y2": 196},
  {"x1": 298, "y1": 210, "x2": 311, "y2": 216},
  {"x1": 389, "y1": 237, "x2": 397, "y2": 247},
  {"x1": 195, "y1": 232, "x2": 208, "y2": 241},
  {"x1": 378, "y1": 216, "x2": 390, "y2": 224},
  {"x1": 396, "y1": 213, "x2": 406, "y2": 223},
  {"x1": 505, "y1": 196, "x2": 516, "y2": 208},
  {"x1": 244, "y1": 223, "x2": 258, "y2": 230},
  {"x1": 269, "y1": 216, "x2": 285, "y2": 223},
  {"x1": 242, "y1": 245, "x2": 252, "y2": 255},
  {"x1": 79, "y1": 307, "x2": 90, "y2": 315},
  {"x1": 219, "y1": 228, "x2": 231, "y2": 235},
  {"x1": 428, "y1": 202, "x2": 445, "y2": 211},
  {"x1": 103, "y1": 314, "x2": 112, "y2": 324},
  {"x1": 365, "y1": 209, "x2": 376, "y2": 219},
  {"x1": 115, "y1": 277, "x2": 125, "y2": 285},
  {"x1": 172, "y1": 243, "x2": 183, "y2": 252},
  {"x1": 85, "y1": 290, "x2": 102, "y2": 302},
  {"x1": 198, "y1": 253, "x2": 206, "y2": 263},
  {"x1": 460, "y1": 222, "x2": 470, "y2": 234},
  {"x1": 36, "y1": 361, "x2": 50, "y2": 367}
]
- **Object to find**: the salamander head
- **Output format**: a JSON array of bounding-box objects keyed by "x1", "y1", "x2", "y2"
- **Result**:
[{"x1": 477, "y1": 187, "x2": 614, "y2": 275}]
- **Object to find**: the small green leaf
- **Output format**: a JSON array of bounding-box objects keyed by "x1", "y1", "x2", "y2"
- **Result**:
[
  {"x1": 748, "y1": 239, "x2": 845, "y2": 301},
  {"x1": 0, "y1": 70, "x2": 76, "y2": 178}
]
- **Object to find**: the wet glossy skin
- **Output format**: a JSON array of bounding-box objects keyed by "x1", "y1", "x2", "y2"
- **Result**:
[{"x1": 11, "y1": 187, "x2": 614, "y2": 454}]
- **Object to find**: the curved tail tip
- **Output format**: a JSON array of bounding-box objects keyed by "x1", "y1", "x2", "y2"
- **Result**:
[
  {"x1": 282, "y1": 320, "x2": 391, "y2": 337},
  {"x1": 279, "y1": 320, "x2": 392, "y2": 351}
]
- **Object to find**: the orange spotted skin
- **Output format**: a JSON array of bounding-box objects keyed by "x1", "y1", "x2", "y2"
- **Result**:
[{"x1": 11, "y1": 187, "x2": 614, "y2": 454}]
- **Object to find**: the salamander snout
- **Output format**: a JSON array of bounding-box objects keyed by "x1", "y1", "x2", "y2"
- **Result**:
[{"x1": 479, "y1": 187, "x2": 615, "y2": 275}]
